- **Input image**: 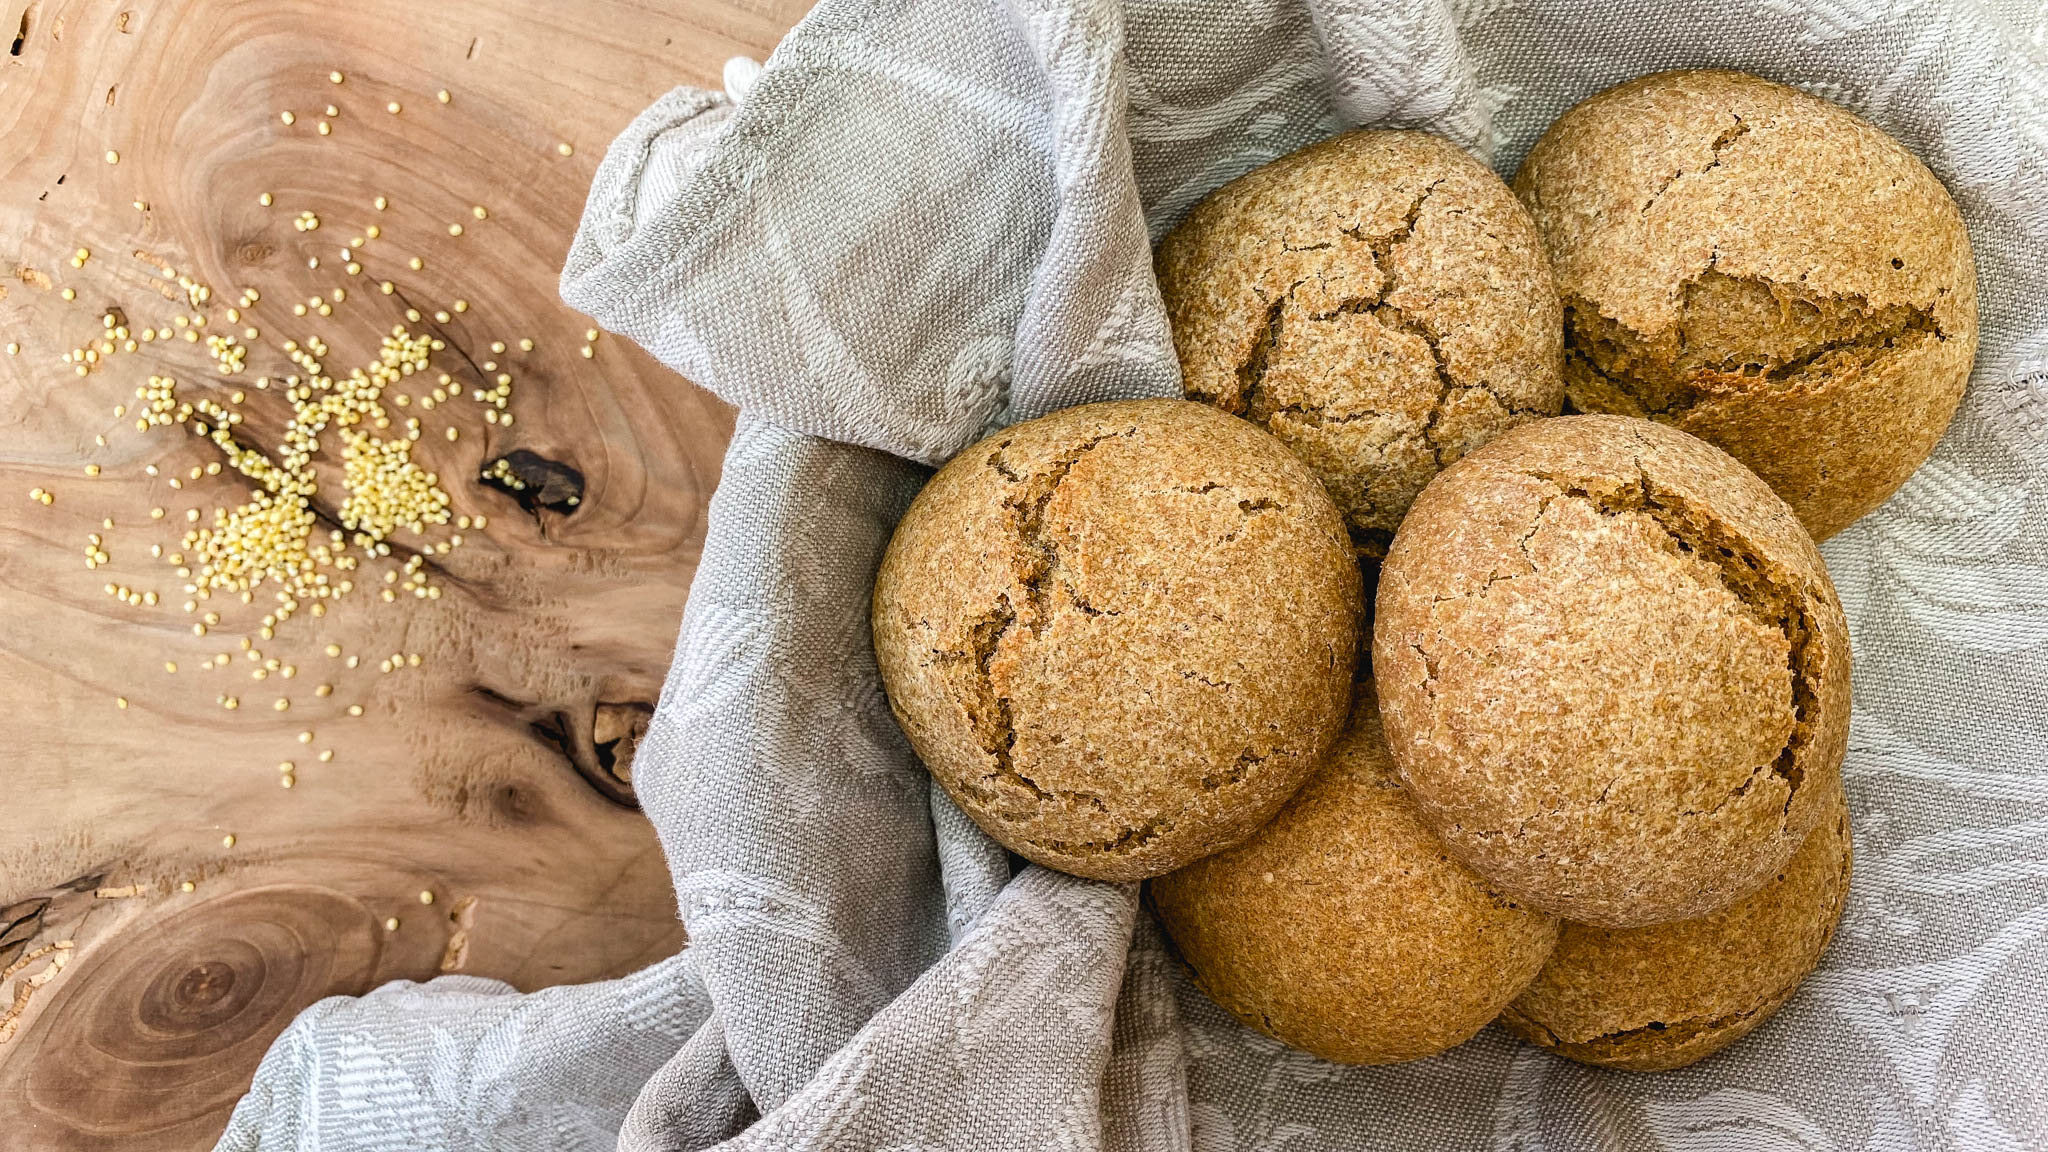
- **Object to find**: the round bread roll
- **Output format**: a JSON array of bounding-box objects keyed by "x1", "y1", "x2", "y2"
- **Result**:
[
  {"x1": 1152, "y1": 685, "x2": 1559, "y2": 1064},
  {"x1": 1513, "y1": 69, "x2": 1978, "y2": 541},
  {"x1": 1373, "y1": 414, "x2": 1850, "y2": 927},
  {"x1": 1158, "y1": 130, "x2": 1564, "y2": 557},
  {"x1": 1499, "y1": 780, "x2": 1852, "y2": 1071},
  {"x1": 873, "y1": 399, "x2": 1362, "y2": 883}
]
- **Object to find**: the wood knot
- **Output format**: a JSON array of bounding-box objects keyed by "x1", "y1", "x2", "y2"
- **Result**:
[
  {"x1": 171, "y1": 960, "x2": 237, "y2": 1011},
  {"x1": 479, "y1": 449, "x2": 584, "y2": 514}
]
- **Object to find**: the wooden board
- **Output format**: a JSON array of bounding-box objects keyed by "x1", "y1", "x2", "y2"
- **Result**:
[{"x1": 0, "y1": 1, "x2": 810, "y2": 1146}]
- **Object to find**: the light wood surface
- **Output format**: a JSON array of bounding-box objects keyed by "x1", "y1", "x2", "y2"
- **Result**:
[{"x1": 0, "y1": 1, "x2": 810, "y2": 1146}]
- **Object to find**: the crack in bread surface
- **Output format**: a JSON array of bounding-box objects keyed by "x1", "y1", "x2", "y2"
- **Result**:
[
  {"x1": 947, "y1": 430, "x2": 1289, "y2": 859},
  {"x1": 1204, "y1": 178, "x2": 1548, "y2": 555},
  {"x1": 1425, "y1": 465, "x2": 1818, "y2": 838},
  {"x1": 1565, "y1": 274, "x2": 1945, "y2": 420},
  {"x1": 1639, "y1": 116, "x2": 1750, "y2": 218}
]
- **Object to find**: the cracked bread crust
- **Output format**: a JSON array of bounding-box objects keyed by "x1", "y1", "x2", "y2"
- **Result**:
[
  {"x1": 1151, "y1": 684, "x2": 1559, "y2": 1065},
  {"x1": 1513, "y1": 69, "x2": 1978, "y2": 541},
  {"x1": 1157, "y1": 130, "x2": 1564, "y2": 557},
  {"x1": 873, "y1": 399, "x2": 1363, "y2": 883},
  {"x1": 1498, "y1": 779, "x2": 1851, "y2": 1071},
  {"x1": 1373, "y1": 415, "x2": 1850, "y2": 927}
]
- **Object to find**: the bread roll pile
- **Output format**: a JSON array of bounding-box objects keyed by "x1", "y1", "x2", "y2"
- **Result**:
[{"x1": 875, "y1": 70, "x2": 1975, "y2": 1072}]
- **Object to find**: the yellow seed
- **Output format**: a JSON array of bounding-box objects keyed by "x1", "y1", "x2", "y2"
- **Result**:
[
  {"x1": 115, "y1": 696, "x2": 128, "y2": 709},
  {"x1": 281, "y1": 110, "x2": 296, "y2": 125},
  {"x1": 386, "y1": 101, "x2": 401, "y2": 114},
  {"x1": 330, "y1": 70, "x2": 344, "y2": 83},
  {"x1": 347, "y1": 704, "x2": 363, "y2": 716},
  {"x1": 318, "y1": 748, "x2": 334, "y2": 762},
  {"x1": 408, "y1": 257, "x2": 423, "y2": 271},
  {"x1": 273, "y1": 697, "x2": 289, "y2": 712},
  {"x1": 314, "y1": 683, "x2": 332, "y2": 697},
  {"x1": 104, "y1": 149, "x2": 120, "y2": 164},
  {"x1": 346, "y1": 262, "x2": 361, "y2": 275},
  {"x1": 557, "y1": 142, "x2": 574, "y2": 156},
  {"x1": 452, "y1": 299, "x2": 468, "y2": 313},
  {"x1": 379, "y1": 280, "x2": 394, "y2": 294},
  {"x1": 518, "y1": 338, "x2": 533, "y2": 352},
  {"x1": 447, "y1": 223, "x2": 463, "y2": 237},
  {"x1": 585, "y1": 328, "x2": 599, "y2": 341},
  {"x1": 165, "y1": 661, "x2": 178, "y2": 673},
  {"x1": 580, "y1": 344, "x2": 593, "y2": 358},
  {"x1": 62, "y1": 288, "x2": 77, "y2": 301},
  {"x1": 419, "y1": 890, "x2": 435, "y2": 905},
  {"x1": 446, "y1": 427, "x2": 458, "y2": 441},
  {"x1": 317, "y1": 121, "x2": 331, "y2": 136},
  {"x1": 222, "y1": 834, "x2": 236, "y2": 848},
  {"x1": 181, "y1": 880, "x2": 196, "y2": 893},
  {"x1": 84, "y1": 463, "x2": 100, "y2": 476},
  {"x1": 366, "y1": 224, "x2": 381, "y2": 238},
  {"x1": 374, "y1": 196, "x2": 388, "y2": 210},
  {"x1": 434, "y1": 310, "x2": 450, "y2": 323},
  {"x1": 222, "y1": 695, "x2": 237, "y2": 709},
  {"x1": 385, "y1": 916, "x2": 401, "y2": 930},
  {"x1": 437, "y1": 89, "x2": 451, "y2": 103},
  {"x1": 280, "y1": 774, "x2": 295, "y2": 789}
]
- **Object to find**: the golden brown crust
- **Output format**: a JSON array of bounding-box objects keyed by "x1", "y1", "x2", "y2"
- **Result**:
[
  {"x1": 1498, "y1": 781, "x2": 1852, "y2": 1070},
  {"x1": 1513, "y1": 69, "x2": 1978, "y2": 541},
  {"x1": 1159, "y1": 130, "x2": 1564, "y2": 556},
  {"x1": 873, "y1": 399, "x2": 1363, "y2": 882},
  {"x1": 1373, "y1": 415, "x2": 1850, "y2": 927},
  {"x1": 1152, "y1": 685, "x2": 1559, "y2": 1064}
]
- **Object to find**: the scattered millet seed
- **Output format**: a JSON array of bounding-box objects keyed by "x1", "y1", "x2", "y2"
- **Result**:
[
  {"x1": 115, "y1": 696, "x2": 128, "y2": 709},
  {"x1": 62, "y1": 288, "x2": 77, "y2": 301},
  {"x1": 580, "y1": 344, "x2": 593, "y2": 358},
  {"x1": 324, "y1": 104, "x2": 338, "y2": 117},
  {"x1": 281, "y1": 110, "x2": 296, "y2": 125},
  {"x1": 447, "y1": 223, "x2": 463, "y2": 237},
  {"x1": 317, "y1": 121, "x2": 331, "y2": 136},
  {"x1": 348, "y1": 704, "x2": 363, "y2": 716},
  {"x1": 222, "y1": 834, "x2": 236, "y2": 848},
  {"x1": 418, "y1": 890, "x2": 435, "y2": 905},
  {"x1": 104, "y1": 149, "x2": 119, "y2": 164},
  {"x1": 386, "y1": 101, "x2": 401, "y2": 114},
  {"x1": 557, "y1": 142, "x2": 574, "y2": 156},
  {"x1": 385, "y1": 916, "x2": 401, "y2": 930},
  {"x1": 273, "y1": 698, "x2": 289, "y2": 712},
  {"x1": 181, "y1": 880, "x2": 196, "y2": 892},
  {"x1": 329, "y1": 70, "x2": 344, "y2": 83},
  {"x1": 280, "y1": 774, "x2": 295, "y2": 789},
  {"x1": 318, "y1": 748, "x2": 334, "y2": 762},
  {"x1": 437, "y1": 88, "x2": 451, "y2": 103},
  {"x1": 374, "y1": 196, "x2": 388, "y2": 210}
]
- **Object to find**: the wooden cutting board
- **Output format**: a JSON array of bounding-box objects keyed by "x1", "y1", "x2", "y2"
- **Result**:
[{"x1": 0, "y1": 1, "x2": 809, "y2": 1146}]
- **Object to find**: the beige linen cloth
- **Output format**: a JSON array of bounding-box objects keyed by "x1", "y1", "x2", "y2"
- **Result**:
[{"x1": 216, "y1": 0, "x2": 2048, "y2": 1148}]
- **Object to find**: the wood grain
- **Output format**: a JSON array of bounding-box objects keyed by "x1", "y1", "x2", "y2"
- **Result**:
[{"x1": 0, "y1": 0, "x2": 809, "y2": 1146}]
